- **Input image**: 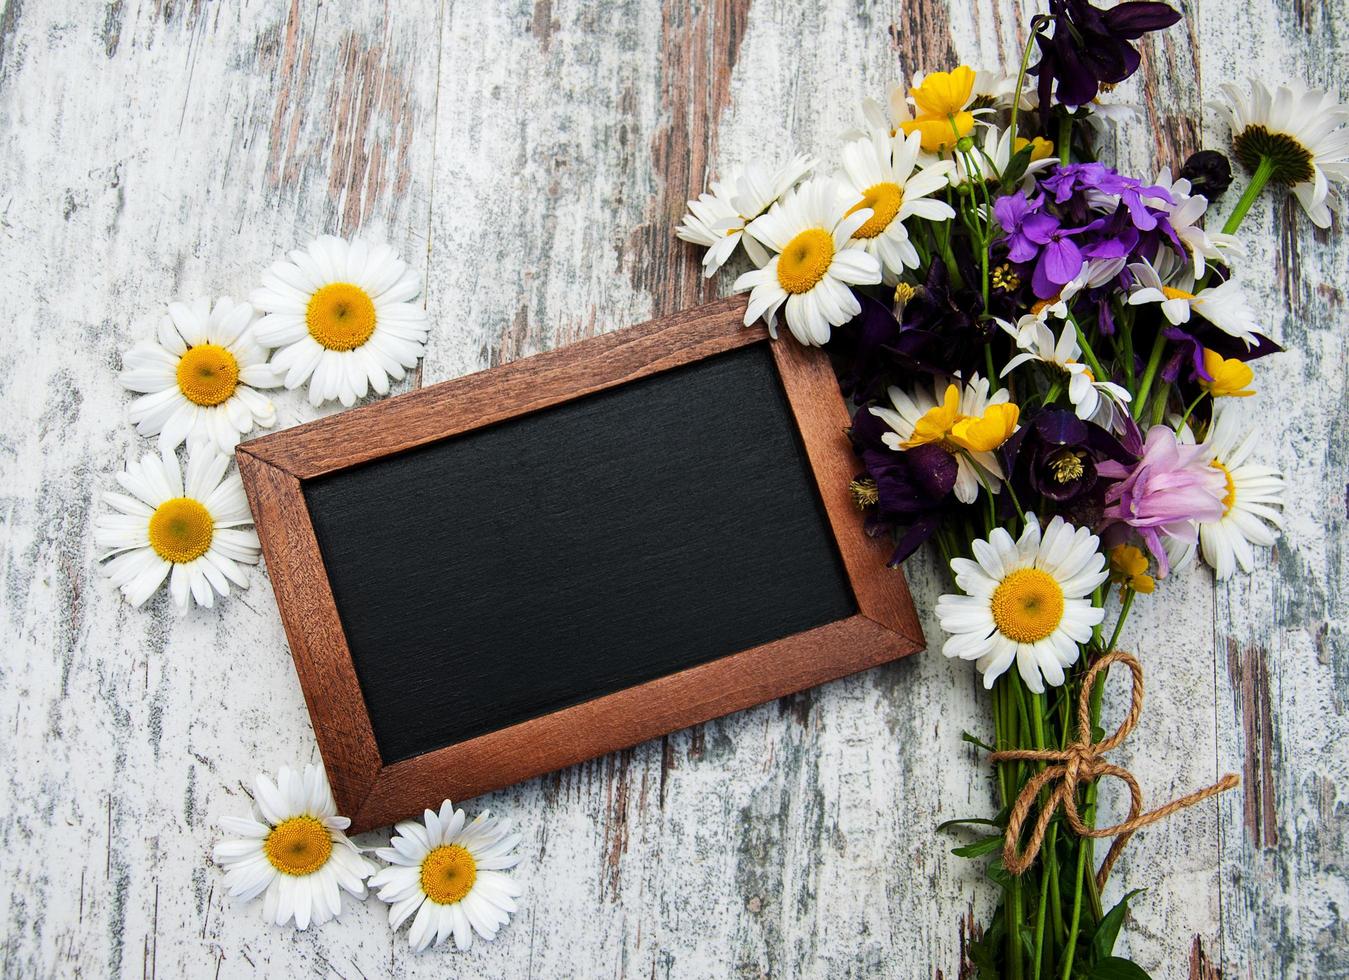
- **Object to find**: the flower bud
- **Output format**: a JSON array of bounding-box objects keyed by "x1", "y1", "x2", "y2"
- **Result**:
[{"x1": 1180, "y1": 150, "x2": 1234, "y2": 200}]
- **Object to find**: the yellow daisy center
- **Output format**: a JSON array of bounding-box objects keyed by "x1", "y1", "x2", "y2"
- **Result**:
[
  {"x1": 175, "y1": 344, "x2": 240, "y2": 407},
  {"x1": 147, "y1": 497, "x2": 214, "y2": 564},
  {"x1": 847, "y1": 182, "x2": 904, "y2": 239},
  {"x1": 1212, "y1": 460, "x2": 1237, "y2": 515},
  {"x1": 306, "y1": 282, "x2": 377, "y2": 351},
  {"x1": 263, "y1": 816, "x2": 333, "y2": 877},
  {"x1": 990, "y1": 567, "x2": 1066, "y2": 644},
  {"x1": 420, "y1": 844, "x2": 477, "y2": 905},
  {"x1": 776, "y1": 228, "x2": 835, "y2": 294},
  {"x1": 1161, "y1": 286, "x2": 1196, "y2": 302}
]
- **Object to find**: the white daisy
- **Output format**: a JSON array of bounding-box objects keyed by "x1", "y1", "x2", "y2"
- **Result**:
[
  {"x1": 1168, "y1": 404, "x2": 1285, "y2": 579},
  {"x1": 838, "y1": 130, "x2": 955, "y2": 280},
  {"x1": 733, "y1": 177, "x2": 882, "y2": 346},
  {"x1": 214, "y1": 765, "x2": 375, "y2": 930},
  {"x1": 869, "y1": 373, "x2": 1018, "y2": 504},
  {"x1": 120, "y1": 298, "x2": 280, "y2": 455},
  {"x1": 936, "y1": 514, "x2": 1109, "y2": 693},
  {"x1": 370, "y1": 799, "x2": 523, "y2": 953},
  {"x1": 252, "y1": 236, "x2": 429, "y2": 408},
  {"x1": 1217, "y1": 79, "x2": 1349, "y2": 228},
  {"x1": 1126, "y1": 258, "x2": 1261, "y2": 347},
  {"x1": 94, "y1": 450, "x2": 260, "y2": 613},
  {"x1": 676, "y1": 154, "x2": 816, "y2": 276},
  {"x1": 1144, "y1": 168, "x2": 1241, "y2": 277},
  {"x1": 999, "y1": 320, "x2": 1132, "y2": 429}
]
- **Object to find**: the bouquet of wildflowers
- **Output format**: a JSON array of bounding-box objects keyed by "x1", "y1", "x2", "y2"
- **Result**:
[{"x1": 679, "y1": 1, "x2": 1346, "y2": 975}]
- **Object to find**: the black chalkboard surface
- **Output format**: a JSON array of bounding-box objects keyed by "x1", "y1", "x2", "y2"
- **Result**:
[
  {"x1": 304, "y1": 344, "x2": 856, "y2": 763},
  {"x1": 238, "y1": 299, "x2": 923, "y2": 830}
]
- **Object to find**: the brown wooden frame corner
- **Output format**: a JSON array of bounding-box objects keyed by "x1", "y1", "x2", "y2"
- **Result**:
[{"x1": 236, "y1": 295, "x2": 925, "y2": 833}]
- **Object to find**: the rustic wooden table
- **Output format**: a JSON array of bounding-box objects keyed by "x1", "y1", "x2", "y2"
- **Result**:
[{"x1": 1, "y1": 1, "x2": 1345, "y2": 976}]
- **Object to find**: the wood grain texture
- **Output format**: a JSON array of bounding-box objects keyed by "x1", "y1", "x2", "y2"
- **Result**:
[
  {"x1": 0, "y1": 0, "x2": 1345, "y2": 976},
  {"x1": 240, "y1": 302, "x2": 921, "y2": 833}
]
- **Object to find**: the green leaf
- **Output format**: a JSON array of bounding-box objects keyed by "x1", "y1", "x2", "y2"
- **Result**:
[
  {"x1": 1092, "y1": 889, "x2": 1146, "y2": 962},
  {"x1": 951, "y1": 834, "x2": 1004, "y2": 858},
  {"x1": 999, "y1": 145, "x2": 1034, "y2": 191},
  {"x1": 962, "y1": 730, "x2": 995, "y2": 752},
  {"x1": 1089, "y1": 956, "x2": 1154, "y2": 980},
  {"x1": 936, "y1": 816, "x2": 1002, "y2": 834}
]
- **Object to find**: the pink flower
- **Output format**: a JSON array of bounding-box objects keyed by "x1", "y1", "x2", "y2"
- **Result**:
[{"x1": 1098, "y1": 425, "x2": 1225, "y2": 576}]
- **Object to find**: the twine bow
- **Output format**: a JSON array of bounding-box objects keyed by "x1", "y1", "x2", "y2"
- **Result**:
[{"x1": 989, "y1": 650, "x2": 1239, "y2": 889}]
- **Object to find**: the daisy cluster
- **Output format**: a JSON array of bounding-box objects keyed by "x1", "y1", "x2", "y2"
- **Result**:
[
  {"x1": 95, "y1": 236, "x2": 429, "y2": 614},
  {"x1": 215, "y1": 766, "x2": 523, "y2": 951},
  {"x1": 678, "y1": 13, "x2": 1346, "y2": 697}
]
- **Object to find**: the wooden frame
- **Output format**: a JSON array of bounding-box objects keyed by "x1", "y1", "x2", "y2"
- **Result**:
[{"x1": 237, "y1": 296, "x2": 924, "y2": 832}]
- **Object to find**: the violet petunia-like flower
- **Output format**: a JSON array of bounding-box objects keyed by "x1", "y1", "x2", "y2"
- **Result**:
[
  {"x1": 1097, "y1": 425, "x2": 1225, "y2": 575},
  {"x1": 1031, "y1": 0, "x2": 1183, "y2": 111},
  {"x1": 994, "y1": 192, "x2": 1049, "y2": 263}
]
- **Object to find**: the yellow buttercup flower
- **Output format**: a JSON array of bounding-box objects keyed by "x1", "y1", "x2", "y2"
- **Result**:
[
  {"x1": 900, "y1": 66, "x2": 977, "y2": 152},
  {"x1": 1014, "y1": 136, "x2": 1055, "y2": 162},
  {"x1": 1199, "y1": 348, "x2": 1256, "y2": 397},
  {"x1": 951, "y1": 403, "x2": 1020, "y2": 452},
  {"x1": 902, "y1": 113, "x2": 974, "y2": 153},
  {"x1": 901, "y1": 384, "x2": 963, "y2": 447},
  {"x1": 901, "y1": 384, "x2": 1020, "y2": 453},
  {"x1": 1109, "y1": 544, "x2": 1156, "y2": 595},
  {"x1": 909, "y1": 66, "x2": 976, "y2": 117}
]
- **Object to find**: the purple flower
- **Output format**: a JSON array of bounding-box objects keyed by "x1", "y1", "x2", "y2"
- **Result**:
[
  {"x1": 1097, "y1": 425, "x2": 1225, "y2": 575},
  {"x1": 1041, "y1": 163, "x2": 1172, "y2": 230},
  {"x1": 1031, "y1": 0, "x2": 1183, "y2": 110},
  {"x1": 1029, "y1": 223, "x2": 1087, "y2": 297},
  {"x1": 848, "y1": 407, "x2": 958, "y2": 565},
  {"x1": 994, "y1": 192, "x2": 1048, "y2": 263}
]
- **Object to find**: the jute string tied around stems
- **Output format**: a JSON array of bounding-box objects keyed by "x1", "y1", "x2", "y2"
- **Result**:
[{"x1": 990, "y1": 650, "x2": 1239, "y2": 890}]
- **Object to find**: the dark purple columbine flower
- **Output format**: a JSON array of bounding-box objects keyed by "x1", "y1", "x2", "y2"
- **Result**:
[
  {"x1": 1002, "y1": 409, "x2": 1135, "y2": 504},
  {"x1": 1180, "y1": 150, "x2": 1234, "y2": 200},
  {"x1": 831, "y1": 272, "x2": 990, "y2": 406},
  {"x1": 1030, "y1": 0, "x2": 1183, "y2": 111},
  {"x1": 848, "y1": 407, "x2": 958, "y2": 566}
]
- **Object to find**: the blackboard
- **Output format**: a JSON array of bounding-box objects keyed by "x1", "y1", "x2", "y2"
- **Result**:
[
  {"x1": 304, "y1": 344, "x2": 856, "y2": 763},
  {"x1": 238, "y1": 298, "x2": 923, "y2": 831}
]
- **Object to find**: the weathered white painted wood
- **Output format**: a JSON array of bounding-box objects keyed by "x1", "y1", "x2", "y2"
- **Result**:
[{"x1": 0, "y1": 0, "x2": 1344, "y2": 977}]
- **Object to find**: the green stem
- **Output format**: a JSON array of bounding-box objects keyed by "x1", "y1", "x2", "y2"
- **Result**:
[
  {"x1": 1029, "y1": 693, "x2": 1052, "y2": 979},
  {"x1": 1070, "y1": 316, "x2": 1106, "y2": 383},
  {"x1": 1104, "y1": 589, "x2": 1136, "y2": 656},
  {"x1": 1221, "y1": 155, "x2": 1276, "y2": 236},
  {"x1": 1061, "y1": 839, "x2": 1088, "y2": 980},
  {"x1": 1131, "y1": 330, "x2": 1166, "y2": 421},
  {"x1": 1148, "y1": 381, "x2": 1169, "y2": 428},
  {"x1": 1120, "y1": 309, "x2": 1136, "y2": 389},
  {"x1": 1058, "y1": 113, "x2": 1072, "y2": 165},
  {"x1": 1178, "y1": 390, "x2": 1208, "y2": 431},
  {"x1": 1007, "y1": 27, "x2": 1040, "y2": 146}
]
